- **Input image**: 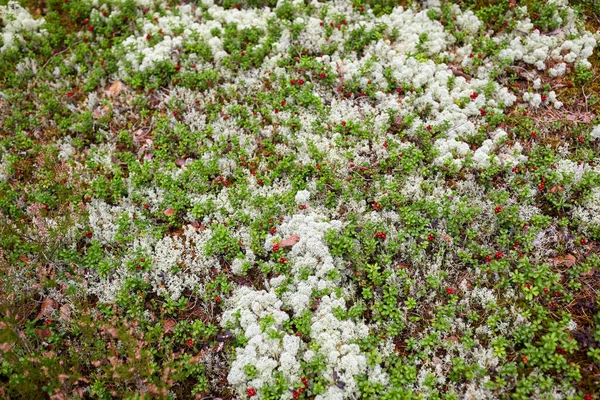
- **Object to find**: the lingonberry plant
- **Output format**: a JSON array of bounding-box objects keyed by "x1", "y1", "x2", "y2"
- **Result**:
[{"x1": 0, "y1": 0, "x2": 600, "y2": 398}]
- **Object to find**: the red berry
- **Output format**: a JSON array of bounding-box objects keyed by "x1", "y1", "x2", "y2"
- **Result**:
[
  {"x1": 247, "y1": 387, "x2": 256, "y2": 397},
  {"x1": 495, "y1": 251, "x2": 503, "y2": 259},
  {"x1": 480, "y1": 109, "x2": 486, "y2": 116},
  {"x1": 186, "y1": 339, "x2": 193, "y2": 347},
  {"x1": 485, "y1": 254, "x2": 492, "y2": 263},
  {"x1": 541, "y1": 94, "x2": 547, "y2": 102},
  {"x1": 427, "y1": 235, "x2": 434, "y2": 241},
  {"x1": 584, "y1": 394, "x2": 593, "y2": 400},
  {"x1": 494, "y1": 206, "x2": 502, "y2": 214},
  {"x1": 272, "y1": 243, "x2": 279, "y2": 252},
  {"x1": 470, "y1": 92, "x2": 478, "y2": 100},
  {"x1": 299, "y1": 204, "x2": 307, "y2": 210},
  {"x1": 215, "y1": 296, "x2": 221, "y2": 303},
  {"x1": 86, "y1": 231, "x2": 93, "y2": 239},
  {"x1": 446, "y1": 287, "x2": 455, "y2": 295},
  {"x1": 83, "y1": 19, "x2": 89, "y2": 25},
  {"x1": 88, "y1": 25, "x2": 94, "y2": 32},
  {"x1": 580, "y1": 238, "x2": 588, "y2": 245}
]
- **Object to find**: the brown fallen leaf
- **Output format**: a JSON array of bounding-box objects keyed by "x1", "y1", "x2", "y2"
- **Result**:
[
  {"x1": 164, "y1": 208, "x2": 175, "y2": 217},
  {"x1": 36, "y1": 329, "x2": 51, "y2": 339},
  {"x1": 582, "y1": 268, "x2": 595, "y2": 277},
  {"x1": 563, "y1": 254, "x2": 576, "y2": 267},
  {"x1": 59, "y1": 305, "x2": 71, "y2": 323},
  {"x1": 106, "y1": 80, "x2": 125, "y2": 97},
  {"x1": 445, "y1": 336, "x2": 460, "y2": 342},
  {"x1": 163, "y1": 319, "x2": 176, "y2": 333},
  {"x1": 551, "y1": 254, "x2": 576, "y2": 267},
  {"x1": 279, "y1": 234, "x2": 300, "y2": 247},
  {"x1": 93, "y1": 106, "x2": 110, "y2": 119},
  {"x1": 36, "y1": 298, "x2": 57, "y2": 320}
]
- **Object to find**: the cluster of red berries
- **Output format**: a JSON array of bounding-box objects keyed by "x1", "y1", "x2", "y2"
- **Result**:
[{"x1": 375, "y1": 231, "x2": 387, "y2": 239}]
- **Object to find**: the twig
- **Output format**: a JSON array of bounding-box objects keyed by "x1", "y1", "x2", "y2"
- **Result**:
[
  {"x1": 448, "y1": 65, "x2": 472, "y2": 81},
  {"x1": 31, "y1": 48, "x2": 69, "y2": 88}
]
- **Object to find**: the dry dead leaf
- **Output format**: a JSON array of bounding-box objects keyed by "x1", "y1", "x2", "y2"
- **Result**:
[
  {"x1": 163, "y1": 319, "x2": 176, "y2": 333},
  {"x1": 37, "y1": 298, "x2": 57, "y2": 320},
  {"x1": 164, "y1": 208, "x2": 175, "y2": 217},
  {"x1": 106, "y1": 81, "x2": 125, "y2": 97},
  {"x1": 563, "y1": 254, "x2": 576, "y2": 267},
  {"x1": 93, "y1": 106, "x2": 110, "y2": 119},
  {"x1": 279, "y1": 234, "x2": 300, "y2": 247},
  {"x1": 582, "y1": 268, "x2": 595, "y2": 277},
  {"x1": 445, "y1": 336, "x2": 460, "y2": 342},
  {"x1": 59, "y1": 305, "x2": 71, "y2": 323},
  {"x1": 36, "y1": 328, "x2": 51, "y2": 339},
  {"x1": 551, "y1": 254, "x2": 576, "y2": 267}
]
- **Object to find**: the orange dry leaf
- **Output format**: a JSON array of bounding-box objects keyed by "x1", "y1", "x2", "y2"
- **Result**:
[
  {"x1": 106, "y1": 80, "x2": 125, "y2": 97},
  {"x1": 164, "y1": 208, "x2": 175, "y2": 217},
  {"x1": 163, "y1": 319, "x2": 176, "y2": 333},
  {"x1": 551, "y1": 254, "x2": 576, "y2": 267},
  {"x1": 36, "y1": 298, "x2": 57, "y2": 320},
  {"x1": 278, "y1": 235, "x2": 300, "y2": 247}
]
